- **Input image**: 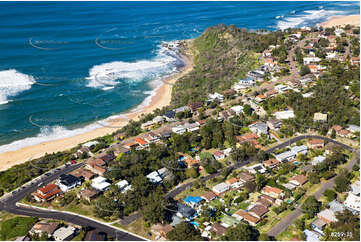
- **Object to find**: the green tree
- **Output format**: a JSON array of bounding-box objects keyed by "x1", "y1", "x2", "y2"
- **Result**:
[
  {"x1": 221, "y1": 222, "x2": 259, "y2": 240},
  {"x1": 300, "y1": 65, "x2": 311, "y2": 76},
  {"x1": 334, "y1": 173, "x2": 350, "y2": 192},
  {"x1": 302, "y1": 196, "x2": 321, "y2": 217},
  {"x1": 323, "y1": 189, "x2": 337, "y2": 202},
  {"x1": 167, "y1": 222, "x2": 203, "y2": 241},
  {"x1": 185, "y1": 167, "x2": 199, "y2": 178}
]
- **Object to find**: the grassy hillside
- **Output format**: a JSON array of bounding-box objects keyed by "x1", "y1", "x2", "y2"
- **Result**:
[{"x1": 171, "y1": 24, "x2": 284, "y2": 106}]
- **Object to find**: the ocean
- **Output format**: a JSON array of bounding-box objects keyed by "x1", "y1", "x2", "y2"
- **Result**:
[{"x1": 0, "y1": 1, "x2": 359, "y2": 153}]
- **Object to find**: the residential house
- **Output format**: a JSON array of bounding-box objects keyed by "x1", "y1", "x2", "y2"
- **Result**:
[
  {"x1": 304, "y1": 229, "x2": 320, "y2": 241},
  {"x1": 123, "y1": 141, "x2": 140, "y2": 151},
  {"x1": 71, "y1": 168, "x2": 97, "y2": 181},
  {"x1": 99, "y1": 153, "x2": 115, "y2": 163},
  {"x1": 351, "y1": 55, "x2": 360, "y2": 66},
  {"x1": 230, "y1": 105, "x2": 243, "y2": 115},
  {"x1": 184, "y1": 122, "x2": 200, "y2": 132},
  {"x1": 153, "y1": 115, "x2": 166, "y2": 124},
  {"x1": 317, "y1": 209, "x2": 338, "y2": 224},
  {"x1": 267, "y1": 118, "x2": 282, "y2": 131},
  {"x1": 184, "y1": 196, "x2": 204, "y2": 208},
  {"x1": 291, "y1": 145, "x2": 308, "y2": 155},
  {"x1": 57, "y1": 174, "x2": 81, "y2": 192},
  {"x1": 238, "y1": 172, "x2": 255, "y2": 183},
  {"x1": 255, "y1": 94, "x2": 266, "y2": 103},
  {"x1": 33, "y1": 184, "x2": 62, "y2": 202},
  {"x1": 236, "y1": 133, "x2": 259, "y2": 144},
  {"x1": 274, "y1": 151, "x2": 296, "y2": 162},
  {"x1": 289, "y1": 174, "x2": 308, "y2": 186},
  {"x1": 53, "y1": 226, "x2": 76, "y2": 241},
  {"x1": 86, "y1": 159, "x2": 107, "y2": 176},
  {"x1": 212, "y1": 182, "x2": 230, "y2": 196},
  {"x1": 187, "y1": 101, "x2": 203, "y2": 113},
  {"x1": 226, "y1": 177, "x2": 243, "y2": 189},
  {"x1": 232, "y1": 210, "x2": 260, "y2": 226},
  {"x1": 78, "y1": 189, "x2": 98, "y2": 202},
  {"x1": 328, "y1": 200, "x2": 345, "y2": 214},
  {"x1": 248, "y1": 204, "x2": 269, "y2": 219},
  {"x1": 246, "y1": 164, "x2": 267, "y2": 174},
  {"x1": 116, "y1": 180, "x2": 132, "y2": 193},
  {"x1": 256, "y1": 196, "x2": 273, "y2": 208},
  {"x1": 307, "y1": 139, "x2": 324, "y2": 149},
  {"x1": 174, "y1": 105, "x2": 191, "y2": 114},
  {"x1": 113, "y1": 146, "x2": 130, "y2": 157},
  {"x1": 144, "y1": 132, "x2": 160, "y2": 143},
  {"x1": 208, "y1": 92, "x2": 224, "y2": 102},
  {"x1": 172, "y1": 125, "x2": 187, "y2": 135},
  {"x1": 146, "y1": 168, "x2": 169, "y2": 184},
  {"x1": 274, "y1": 110, "x2": 295, "y2": 120},
  {"x1": 176, "y1": 203, "x2": 196, "y2": 219},
  {"x1": 347, "y1": 124, "x2": 360, "y2": 133},
  {"x1": 264, "y1": 89, "x2": 278, "y2": 98},
  {"x1": 274, "y1": 84, "x2": 291, "y2": 93},
  {"x1": 263, "y1": 159, "x2": 280, "y2": 169},
  {"x1": 261, "y1": 186, "x2": 284, "y2": 200},
  {"x1": 248, "y1": 122, "x2": 268, "y2": 135},
  {"x1": 344, "y1": 192, "x2": 360, "y2": 214},
  {"x1": 221, "y1": 214, "x2": 239, "y2": 228},
  {"x1": 135, "y1": 137, "x2": 149, "y2": 148},
  {"x1": 213, "y1": 150, "x2": 225, "y2": 160},
  {"x1": 141, "y1": 120, "x2": 154, "y2": 130},
  {"x1": 163, "y1": 110, "x2": 176, "y2": 121},
  {"x1": 311, "y1": 218, "x2": 326, "y2": 235},
  {"x1": 259, "y1": 194, "x2": 276, "y2": 205},
  {"x1": 313, "y1": 113, "x2": 327, "y2": 122},
  {"x1": 303, "y1": 57, "x2": 321, "y2": 65},
  {"x1": 201, "y1": 191, "x2": 217, "y2": 202},
  {"x1": 350, "y1": 180, "x2": 360, "y2": 196},
  {"x1": 91, "y1": 176, "x2": 111, "y2": 192},
  {"x1": 312, "y1": 156, "x2": 326, "y2": 166},
  {"x1": 30, "y1": 222, "x2": 59, "y2": 238},
  {"x1": 210, "y1": 223, "x2": 227, "y2": 237}
]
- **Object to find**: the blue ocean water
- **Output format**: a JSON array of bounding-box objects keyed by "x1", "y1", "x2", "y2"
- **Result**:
[{"x1": 0, "y1": 1, "x2": 359, "y2": 152}]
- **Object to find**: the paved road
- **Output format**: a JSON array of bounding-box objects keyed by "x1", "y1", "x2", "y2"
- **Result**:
[
  {"x1": 267, "y1": 148, "x2": 358, "y2": 238},
  {"x1": 0, "y1": 162, "x2": 145, "y2": 241}
]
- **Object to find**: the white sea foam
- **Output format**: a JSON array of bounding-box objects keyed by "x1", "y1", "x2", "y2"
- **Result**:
[
  {"x1": 0, "y1": 123, "x2": 103, "y2": 153},
  {"x1": 86, "y1": 41, "x2": 181, "y2": 89},
  {"x1": 277, "y1": 9, "x2": 343, "y2": 30},
  {"x1": 0, "y1": 69, "x2": 35, "y2": 104}
]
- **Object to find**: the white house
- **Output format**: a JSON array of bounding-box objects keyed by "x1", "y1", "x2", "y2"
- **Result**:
[
  {"x1": 147, "y1": 168, "x2": 169, "y2": 184},
  {"x1": 91, "y1": 176, "x2": 111, "y2": 192},
  {"x1": 274, "y1": 110, "x2": 295, "y2": 120},
  {"x1": 172, "y1": 125, "x2": 187, "y2": 135},
  {"x1": 231, "y1": 105, "x2": 244, "y2": 115},
  {"x1": 208, "y1": 92, "x2": 224, "y2": 102},
  {"x1": 290, "y1": 145, "x2": 308, "y2": 155},
  {"x1": 274, "y1": 151, "x2": 296, "y2": 162},
  {"x1": 53, "y1": 226, "x2": 76, "y2": 241},
  {"x1": 275, "y1": 84, "x2": 291, "y2": 93},
  {"x1": 184, "y1": 122, "x2": 200, "y2": 132},
  {"x1": 212, "y1": 182, "x2": 230, "y2": 196},
  {"x1": 248, "y1": 122, "x2": 268, "y2": 135},
  {"x1": 246, "y1": 164, "x2": 267, "y2": 174},
  {"x1": 116, "y1": 180, "x2": 132, "y2": 193},
  {"x1": 344, "y1": 192, "x2": 360, "y2": 213},
  {"x1": 312, "y1": 156, "x2": 326, "y2": 166},
  {"x1": 303, "y1": 57, "x2": 321, "y2": 65}
]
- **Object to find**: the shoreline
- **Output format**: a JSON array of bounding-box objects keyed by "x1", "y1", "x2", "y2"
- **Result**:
[
  {"x1": 0, "y1": 41, "x2": 194, "y2": 171},
  {"x1": 320, "y1": 14, "x2": 360, "y2": 28}
]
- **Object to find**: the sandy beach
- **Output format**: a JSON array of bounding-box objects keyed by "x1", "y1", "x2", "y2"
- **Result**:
[
  {"x1": 0, "y1": 42, "x2": 194, "y2": 171},
  {"x1": 321, "y1": 15, "x2": 360, "y2": 28}
]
